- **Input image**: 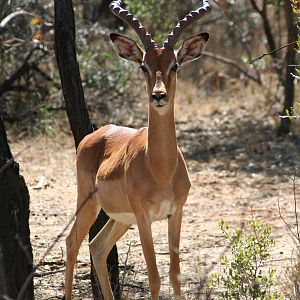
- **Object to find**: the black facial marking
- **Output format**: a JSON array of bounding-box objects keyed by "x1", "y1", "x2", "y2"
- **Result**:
[
  {"x1": 140, "y1": 64, "x2": 148, "y2": 73},
  {"x1": 170, "y1": 63, "x2": 179, "y2": 72}
]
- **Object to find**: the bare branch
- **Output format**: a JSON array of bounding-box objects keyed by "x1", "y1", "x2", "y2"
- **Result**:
[
  {"x1": 249, "y1": 41, "x2": 298, "y2": 64},
  {"x1": 278, "y1": 170, "x2": 300, "y2": 244},
  {"x1": 277, "y1": 198, "x2": 299, "y2": 242},
  {"x1": 262, "y1": 0, "x2": 267, "y2": 13},
  {"x1": 293, "y1": 173, "x2": 300, "y2": 242},
  {"x1": 250, "y1": 0, "x2": 279, "y2": 67},
  {"x1": 0, "y1": 46, "x2": 49, "y2": 97},
  {"x1": 250, "y1": 0, "x2": 262, "y2": 14},
  {"x1": 0, "y1": 10, "x2": 36, "y2": 28},
  {"x1": 213, "y1": 2, "x2": 263, "y2": 82},
  {"x1": 202, "y1": 51, "x2": 262, "y2": 84},
  {"x1": 120, "y1": 241, "x2": 134, "y2": 296}
]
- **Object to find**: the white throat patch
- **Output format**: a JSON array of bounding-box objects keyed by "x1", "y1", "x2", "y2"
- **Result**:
[{"x1": 151, "y1": 101, "x2": 169, "y2": 115}]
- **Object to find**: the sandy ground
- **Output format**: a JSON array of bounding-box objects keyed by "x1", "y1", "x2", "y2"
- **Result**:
[{"x1": 8, "y1": 80, "x2": 300, "y2": 299}]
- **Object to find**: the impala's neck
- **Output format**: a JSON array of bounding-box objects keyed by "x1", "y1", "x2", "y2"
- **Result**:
[{"x1": 147, "y1": 103, "x2": 178, "y2": 186}]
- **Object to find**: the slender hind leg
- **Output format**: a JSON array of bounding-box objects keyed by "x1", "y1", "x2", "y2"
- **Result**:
[
  {"x1": 64, "y1": 172, "x2": 100, "y2": 300},
  {"x1": 90, "y1": 219, "x2": 130, "y2": 300},
  {"x1": 168, "y1": 208, "x2": 183, "y2": 300}
]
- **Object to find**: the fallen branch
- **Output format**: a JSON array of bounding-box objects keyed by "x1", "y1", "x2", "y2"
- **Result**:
[
  {"x1": 249, "y1": 41, "x2": 297, "y2": 64},
  {"x1": 123, "y1": 283, "x2": 148, "y2": 292},
  {"x1": 34, "y1": 268, "x2": 65, "y2": 278},
  {"x1": 202, "y1": 51, "x2": 262, "y2": 84}
]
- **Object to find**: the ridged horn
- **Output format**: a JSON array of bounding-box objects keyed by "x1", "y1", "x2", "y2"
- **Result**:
[
  {"x1": 163, "y1": 0, "x2": 212, "y2": 50},
  {"x1": 109, "y1": 0, "x2": 157, "y2": 50}
]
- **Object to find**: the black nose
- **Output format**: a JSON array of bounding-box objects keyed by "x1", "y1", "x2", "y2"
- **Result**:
[{"x1": 152, "y1": 92, "x2": 166, "y2": 101}]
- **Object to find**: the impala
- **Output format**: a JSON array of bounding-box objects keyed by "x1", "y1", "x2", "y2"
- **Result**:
[{"x1": 64, "y1": 1, "x2": 211, "y2": 299}]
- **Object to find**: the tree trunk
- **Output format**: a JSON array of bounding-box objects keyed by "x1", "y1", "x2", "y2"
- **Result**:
[
  {"x1": 0, "y1": 116, "x2": 33, "y2": 300},
  {"x1": 277, "y1": 2, "x2": 297, "y2": 136},
  {"x1": 53, "y1": 1, "x2": 120, "y2": 299},
  {"x1": 53, "y1": 0, "x2": 93, "y2": 148}
]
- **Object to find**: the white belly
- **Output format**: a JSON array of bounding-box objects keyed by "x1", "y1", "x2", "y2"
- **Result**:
[
  {"x1": 98, "y1": 180, "x2": 175, "y2": 224},
  {"x1": 107, "y1": 212, "x2": 137, "y2": 224},
  {"x1": 107, "y1": 200, "x2": 175, "y2": 224}
]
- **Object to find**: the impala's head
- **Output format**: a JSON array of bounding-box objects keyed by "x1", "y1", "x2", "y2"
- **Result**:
[{"x1": 109, "y1": 0, "x2": 211, "y2": 114}]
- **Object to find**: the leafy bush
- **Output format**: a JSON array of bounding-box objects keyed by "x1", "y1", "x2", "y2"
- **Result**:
[
  {"x1": 0, "y1": 0, "x2": 58, "y2": 132},
  {"x1": 75, "y1": 22, "x2": 144, "y2": 116},
  {"x1": 208, "y1": 219, "x2": 282, "y2": 300}
]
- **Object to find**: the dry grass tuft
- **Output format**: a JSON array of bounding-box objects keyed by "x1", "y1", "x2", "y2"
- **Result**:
[{"x1": 282, "y1": 243, "x2": 300, "y2": 299}]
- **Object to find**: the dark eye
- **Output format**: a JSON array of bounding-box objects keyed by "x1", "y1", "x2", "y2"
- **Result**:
[
  {"x1": 170, "y1": 63, "x2": 179, "y2": 72},
  {"x1": 140, "y1": 65, "x2": 148, "y2": 73}
]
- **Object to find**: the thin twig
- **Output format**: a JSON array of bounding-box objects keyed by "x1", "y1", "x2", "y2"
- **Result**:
[
  {"x1": 120, "y1": 241, "x2": 134, "y2": 296},
  {"x1": 277, "y1": 198, "x2": 299, "y2": 242},
  {"x1": 249, "y1": 41, "x2": 297, "y2": 64},
  {"x1": 291, "y1": 173, "x2": 300, "y2": 242},
  {"x1": 202, "y1": 51, "x2": 262, "y2": 84}
]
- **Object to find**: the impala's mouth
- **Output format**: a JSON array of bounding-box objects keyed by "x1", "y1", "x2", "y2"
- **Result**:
[
  {"x1": 151, "y1": 99, "x2": 169, "y2": 115},
  {"x1": 151, "y1": 98, "x2": 167, "y2": 108}
]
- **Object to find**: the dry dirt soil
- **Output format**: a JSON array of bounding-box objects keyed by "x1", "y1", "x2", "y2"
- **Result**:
[{"x1": 8, "y1": 80, "x2": 300, "y2": 299}]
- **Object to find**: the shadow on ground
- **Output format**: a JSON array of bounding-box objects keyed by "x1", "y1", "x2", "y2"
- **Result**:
[{"x1": 178, "y1": 115, "x2": 300, "y2": 178}]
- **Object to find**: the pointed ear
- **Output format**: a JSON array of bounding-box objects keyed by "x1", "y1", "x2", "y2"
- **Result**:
[
  {"x1": 176, "y1": 33, "x2": 209, "y2": 66},
  {"x1": 110, "y1": 33, "x2": 144, "y2": 64}
]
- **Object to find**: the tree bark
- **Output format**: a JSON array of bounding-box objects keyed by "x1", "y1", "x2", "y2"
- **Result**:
[
  {"x1": 53, "y1": 1, "x2": 120, "y2": 299},
  {"x1": 278, "y1": 2, "x2": 297, "y2": 136},
  {"x1": 53, "y1": 0, "x2": 93, "y2": 148},
  {"x1": 0, "y1": 116, "x2": 33, "y2": 300}
]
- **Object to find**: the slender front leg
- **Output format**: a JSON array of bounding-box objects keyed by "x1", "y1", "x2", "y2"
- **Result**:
[
  {"x1": 89, "y1": 219, "x2": 130, "y2": 300},
  {"x1": 65, "y1": 191, "x2": 99, "y2": 300},
  {"x1": 168, "y1": 208, "x2": 183, "y2": 300},
  {"x1": 136, "y1": 214, "x2": 161, "y2": 300}
]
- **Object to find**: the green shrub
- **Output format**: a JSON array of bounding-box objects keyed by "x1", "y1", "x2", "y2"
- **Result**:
[{"x1": 208, "y1": 219, "x2": 282, "y2": 300}]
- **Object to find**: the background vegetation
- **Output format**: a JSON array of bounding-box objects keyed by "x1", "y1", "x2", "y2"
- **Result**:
[
  {"x1": 0, "y1": 0, "x2": 298, "y2": 135},
  {"x1": 0, "y1": 0, "x2": 299, "y2": 299}
]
